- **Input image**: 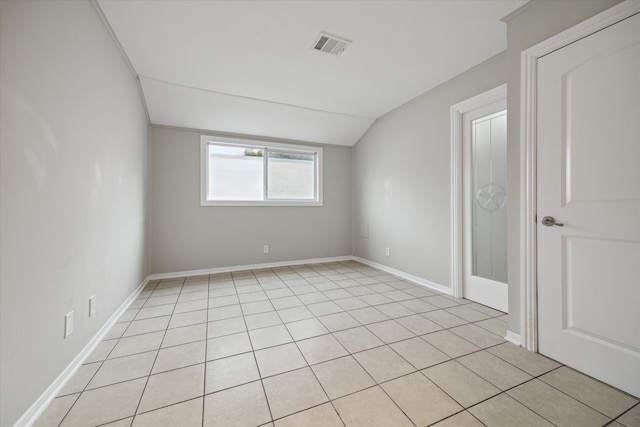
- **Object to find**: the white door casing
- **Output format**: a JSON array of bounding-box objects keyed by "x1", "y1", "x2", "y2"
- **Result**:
[
  {"x1": 520, "y1": 0, "x2": 640, "y2": 355},
  {"x1": 462, "y1": 101, "x2": 508, "y2": 312},
  {"x1": 535, "y1": 11, "x2": 640, "y2": 397}
]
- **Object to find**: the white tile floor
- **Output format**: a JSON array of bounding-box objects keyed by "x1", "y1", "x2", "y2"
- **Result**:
[{"x1": 35, "y1": 261, "x2": 639, "y2": 426}]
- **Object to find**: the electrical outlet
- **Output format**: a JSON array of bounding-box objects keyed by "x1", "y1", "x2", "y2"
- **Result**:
[
  {"x1": 89, "y1": 295, "x2": 96, "y2": 317},
  {"x1": 263, "y1": 245, "x2": 269, "y2": 254},
  {"x1": 385, "y1": 247, "x2": 391, "y2": 256},
  {"x1": 65, "y1": 311, "x2": 74, "y2": 338},
  {"x1": 360, "y1": 221, "x2": 369, "y2": 238}
]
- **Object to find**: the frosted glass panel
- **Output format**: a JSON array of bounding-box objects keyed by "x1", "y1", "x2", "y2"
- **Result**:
[
  {"x1": 472, "y1": 111, "x2": 507, "y2": 283},
  {"x1": 267, "y1": 151, "x2": 316, "y2": 200},
  {"x1": 208, "y1": 145, "x2": 264, "y2": 200}
]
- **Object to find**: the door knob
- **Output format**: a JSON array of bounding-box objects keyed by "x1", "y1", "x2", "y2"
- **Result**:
[{"x1": 541, "y1": 216, "x2": 564, "y2": 227}]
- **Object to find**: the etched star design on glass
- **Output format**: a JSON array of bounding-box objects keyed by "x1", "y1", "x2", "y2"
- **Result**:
[{"x1": 476, "y1": 183, "x2": 507, "y2": 211}]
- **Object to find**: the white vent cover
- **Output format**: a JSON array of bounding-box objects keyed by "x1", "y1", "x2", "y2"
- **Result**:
[{"x1": 312, "y1": 32, "x2": 351, "y2": 56}]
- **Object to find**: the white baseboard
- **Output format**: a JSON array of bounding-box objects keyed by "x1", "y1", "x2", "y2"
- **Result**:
[
  {"x1": 148, "y1": 256, "x2": 354, "y2": 280},
  {"x1": 15, "y1": 277, "x2": 149, "y2": 427},
  {"x1": 352, "y1": 257, "x2": 452, "y2": 295},
  {"x1": 17, "y1": 254, "x2": 456, "y2": 426},
  {"x1": 505, "y1": 330, "x2": 522, "y2": 346}
]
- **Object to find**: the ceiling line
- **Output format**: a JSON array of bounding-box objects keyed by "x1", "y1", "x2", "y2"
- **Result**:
[
  {"x1": 138, "y1": 75, "x2": 377, "y2": 121},
  {"x1": 91, "y1": 0, "x2": 151, "y2": 124}
]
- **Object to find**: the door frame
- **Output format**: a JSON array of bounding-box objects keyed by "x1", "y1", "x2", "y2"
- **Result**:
[
  {"x1": 450, "y1": 84, "x2": 506, "y2": 300},
  {"x1": 519, "y1": 0, "x2": 640, "y2": 352}
]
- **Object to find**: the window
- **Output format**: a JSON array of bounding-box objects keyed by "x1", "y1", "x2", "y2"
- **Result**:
[{"x1": 200, "y1": 136, "x2": 323, "y2": 206}]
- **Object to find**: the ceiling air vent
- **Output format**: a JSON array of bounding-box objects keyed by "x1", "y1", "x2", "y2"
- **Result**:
[{"x1": 312, "y1": 32, "x2": 351, "y2": 56}]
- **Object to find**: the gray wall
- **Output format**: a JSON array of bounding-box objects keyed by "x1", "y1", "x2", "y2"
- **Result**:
[
  {"x1": 149, "y1": 126, "x2": 352, "y2": 274},
  {"x1": 504, "y1": 0, "x2": 621, "y2": 335},
  {"x1": 354, "y1": 0, "x2": 621, "y2": 336},
  {"x1": 0, "y1": 2, "x2": 149, "y2": 425},
  {"x1": 353, "y1": 53, "x2": 507, "y2": 289}
]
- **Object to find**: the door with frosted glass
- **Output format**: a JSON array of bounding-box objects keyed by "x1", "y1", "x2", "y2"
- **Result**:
[{"x1": 463, "y1": 101, "x2": 508, "y2": 312}]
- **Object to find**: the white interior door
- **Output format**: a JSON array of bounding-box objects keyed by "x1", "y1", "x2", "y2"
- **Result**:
[
  {"x1": 462, "y1": 100, "x2": 508, "y2": 312},
  {"x1": 537, "y1": 12, "x2": 640, "y2": 397}
]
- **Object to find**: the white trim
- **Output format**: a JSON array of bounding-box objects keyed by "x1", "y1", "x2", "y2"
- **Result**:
[
  {"x1": 17, "y1": 254, "x2": 459, "y2": 425},
  {"x1": 520, "y1": 48, "x2": 539, "y2": 352},
  {"x1": 15, "y1": 277, "x2": 149, "y2": 427},
  {"x1": 353, "y1": 257, "x2": 452, "y2": 295},
  {"x1": 90, "y1": 0, "x2": 151, "y2": 124},
  {"x1": 90, "y1": 1, "x2": 136, "y2": 78},
  {"x1": 148, "y1": 256, "x2": 354, "y2": 280},
  {"x1": 150, "y1": 256, "x2": 452, "y2": 296},
  {"x1": 450, "y1": 84, "x2": 507, "y2": 299},
  {"x1": 200, "y1": 135, "x2": 323, "y2": 207},
  {"x1": 500, "y1": 0, "x2": 538, "y2": 24},
  {"x1": 519, "y1": 0, "x2": 640, "y2": 352},
  {"x1": 504, "y1": 330, "x2": 522, "y2": 346}
]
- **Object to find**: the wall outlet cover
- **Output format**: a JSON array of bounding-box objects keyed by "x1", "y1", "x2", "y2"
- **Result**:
[
  {"x1": 360, "y1": 222, "x2": 369, "y2": 238},
  {"x1": 65, "y1": 311, "x2": 74, "y2": 338},
  {"x1": 89, "y1": 295, "x2": 96, "y2": 317}
]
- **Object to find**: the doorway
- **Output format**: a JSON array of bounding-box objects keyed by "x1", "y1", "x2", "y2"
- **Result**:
[
  {"x1": 520, "y1": 2, "x2": 640, "y2": 396},
  {"x1": 450, "y1": 85, "x2": 508, "y2": 314}
]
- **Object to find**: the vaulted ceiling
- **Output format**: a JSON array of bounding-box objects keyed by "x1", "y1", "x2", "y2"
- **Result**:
[{"x1": 96, "y1": 0, "x2": 527, "y2": 146}]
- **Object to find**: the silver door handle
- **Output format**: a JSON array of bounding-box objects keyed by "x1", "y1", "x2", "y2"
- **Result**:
[{"x1": 541, "y1": 216, "x2": 564, "y2": 227}]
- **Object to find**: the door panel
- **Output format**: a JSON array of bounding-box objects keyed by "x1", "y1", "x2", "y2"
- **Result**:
[
  {"x1": 537, "y1": 12, "x2": 640, "y2": 397},
  {"x1": 565, "y1": 43, "x2": 640, "y2": 203},
  {"x1": 564, "y1": 237, "x2": 640, "y2": 351},
  {"x1": 463, "y1": 101, "x2": 508, "y2": 312}
]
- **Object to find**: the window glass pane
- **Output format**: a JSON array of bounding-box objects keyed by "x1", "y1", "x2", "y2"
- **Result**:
[
  {"x1": 208, "y1": 144, "x2": 264, "y2": 201},
  {"x1": 267, "y1": 151, "x2": 315, "y2": 200}
]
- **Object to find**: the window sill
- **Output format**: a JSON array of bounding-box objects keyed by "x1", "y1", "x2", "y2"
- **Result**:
[{"x1": 200, "y1": 200, "x2": 323, "y2": 207}]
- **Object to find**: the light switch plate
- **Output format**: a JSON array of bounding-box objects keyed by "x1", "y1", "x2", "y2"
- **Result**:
[
  {"x1": 89, "y1": 295, "x2": 96, "y2": 317},
  {"x1": 65, "y1": 311, "x2": 74, "y2": 338}
]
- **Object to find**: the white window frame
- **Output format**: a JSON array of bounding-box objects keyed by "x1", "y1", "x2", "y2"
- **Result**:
[{"x1": 200, "y1": 135, "x2": 323, "y2": 207}]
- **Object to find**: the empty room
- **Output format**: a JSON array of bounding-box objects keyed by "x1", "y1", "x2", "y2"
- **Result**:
[{"x1": 1, "y1": 0, "x2": 639, "y2": 426}]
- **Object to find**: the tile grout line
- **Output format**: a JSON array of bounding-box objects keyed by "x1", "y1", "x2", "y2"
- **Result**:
[
  {"x1": 287, "y1": 312, "x2": 348, "y2": 426},
  {"x1": 264, "y1": 262, "x2": 376, "y2": 425},
  {"x1": 43, "y1": 260, "x2": 635, "y2": 427},
  {"x1": 69, "y1": 267, "x2": 506, "y2": 391},
  {"x1": 459, "y1": 361, "x2": 623, "y2": 426},
  {"x1": 272, "y1": 266, "x2": 425, "y2": 426},
  {"x1": 534, "y1": 365, "x2": 637, "y2": 422},
  {"x1": 298, "y1": 261, "x2": 481, "y2": 425},
  {"x1": 266, "y1": 264, "x2": 519, "y2": 426},
  {"x1": 53, "y1": 279, "x2": 162, "y2": 427},
  {"x1": 102, "y1": 274, "x2": 502, "y2": 344},
  {"x1": 611, "y1": 401, "x2": 639, "y2": 426},
  {"x1": 200, "y1": 273, "x2": 212, "y2": 427},
  {"x1": 425, "y1": 409, "x2": 488, "y2": 427},
  {"x1": 234, "y1": 268, "x2": 276, "y2": 425},
  {"x1": 260, "y1": 265, "x2": 346, "y2": 424},
  {"x1": 130, "y1": 276, "x2": 185, "y2": 422}
]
